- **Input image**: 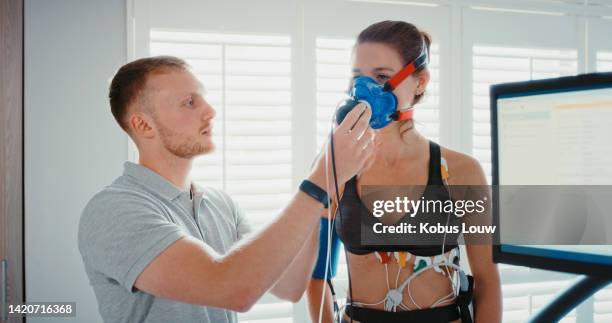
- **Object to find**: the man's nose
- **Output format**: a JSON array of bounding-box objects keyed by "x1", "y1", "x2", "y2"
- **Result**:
[{"x1": 202, "y1": 101, "x2": 216, "y2": 120}]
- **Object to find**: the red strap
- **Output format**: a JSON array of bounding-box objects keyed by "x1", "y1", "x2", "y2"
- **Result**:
[
  {"x1": 386, "y1": 63, "x2": 418, "y2": 91},
  {"x1": 383, "y1": 46, "x2": 428, "y2": 92},
  {"x1": 395, "y1": 109, "x2": 414, "y2": 121}
]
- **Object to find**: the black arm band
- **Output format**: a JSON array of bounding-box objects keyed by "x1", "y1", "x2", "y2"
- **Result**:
[{"x1": 299, "y1": 179, "x2": 329, "y2": 208}]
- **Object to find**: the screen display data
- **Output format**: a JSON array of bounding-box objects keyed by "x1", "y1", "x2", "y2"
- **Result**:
[{"x1": 497, "y1": 86, "x2": 612, "y2": 265}]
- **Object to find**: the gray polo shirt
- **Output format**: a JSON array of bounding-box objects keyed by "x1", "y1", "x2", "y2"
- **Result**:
[{"x1": 78, "y1": 162, "x2": 251, "y2": 323}]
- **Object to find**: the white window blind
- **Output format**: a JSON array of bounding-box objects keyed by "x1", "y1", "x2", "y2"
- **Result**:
[
  {"x1": 315, "y1": 38, "x2": 353, "y2": 148},
  {"x1": 500, "y1": 266, "x2": 612, "y2": 323},
  {"x1": 315, "y1": 38, "x2": 441, "y2": 148},
  {"x1": 149, "y1": 30, "x2": 294, "y2": 323},
  {"x1": 594, "y1": 285, "x2": 612, "y2": 322},
  {"x1": 312, "y1": 37, "x2": 354, "y2": 300},
  {"x1": 470, "y1": 45, "x2": 585, "y2": 322},
  {"x1": 471, "y1": 45, "x2": 578, "y2": 182},
  {"x1": 499, "y1": 266, "x2": 579, "y2": 323},
  {"x1": 418, "y1": 43, "x2": 441, "y2": 143},
  {"x1": 597, "y1": 51, "x2": 612, "y2": 72}
]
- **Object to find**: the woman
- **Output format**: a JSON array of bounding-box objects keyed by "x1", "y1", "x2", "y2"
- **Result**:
[{"x1": 306, "y1": 21, "x2": 502, "y2": 323}]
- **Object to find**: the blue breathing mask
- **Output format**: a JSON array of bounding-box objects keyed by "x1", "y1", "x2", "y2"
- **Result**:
[
  {"x1": 335, "y1": 41, "x2": 428, "y2": 129},
  {"x1": 336, "y1": 76, "x2": 398, "y2": 129}
]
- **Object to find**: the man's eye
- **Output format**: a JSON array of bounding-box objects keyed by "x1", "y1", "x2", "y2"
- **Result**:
[
  {"x1": 376, "y1": 74, "x2": 390, "y2": 81},
  {"x1": 184, "y1": 99, "x2": 194, "y2": 107}
]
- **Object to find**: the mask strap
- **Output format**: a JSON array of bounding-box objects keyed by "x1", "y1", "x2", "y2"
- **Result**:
[
  {"x1": 390, "y1": 108, "x2": 414, "y2": 122},
  {"x1": 391, "y1": 104, "x2": 416, "y2": 121},
  {"x1": 382, "y1": 40, "x2": 428, "y2": 92}
]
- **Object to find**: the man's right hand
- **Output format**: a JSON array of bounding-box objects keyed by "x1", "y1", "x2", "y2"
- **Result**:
[{"x1": 310, "y1": 103, "x2": 374, "y2": 191}]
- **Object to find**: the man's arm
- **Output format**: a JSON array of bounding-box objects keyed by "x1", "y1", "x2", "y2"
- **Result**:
[
  {"x1": 134, "y1": 186, "x2": 325, "y2": 312},
  {"x1": 269, "y1": 220, "x2": 319, "y2": 302},
  {"x1": 133, "y1": 104, "x2": 374, "y2": 312},
  {"x1": 269, "y1": 184, "x2": 347, "y2": 302}
]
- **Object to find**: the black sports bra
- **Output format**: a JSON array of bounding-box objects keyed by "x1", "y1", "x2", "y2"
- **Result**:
[{"x1": 334, "y1": 141, "x2": 460, "y2": 257}]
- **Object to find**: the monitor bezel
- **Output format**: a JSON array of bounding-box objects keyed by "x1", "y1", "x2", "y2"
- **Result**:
[{"x1": 491, "y1": 72, "x2": 612, "y2": 278}]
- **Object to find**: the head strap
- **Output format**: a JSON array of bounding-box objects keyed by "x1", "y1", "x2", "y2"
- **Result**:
[{"x1": 383, "y1": 40, "x2": 428, "y2": 92}]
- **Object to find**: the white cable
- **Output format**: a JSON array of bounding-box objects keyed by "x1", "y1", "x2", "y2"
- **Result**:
[
  {"x1": 440, "y1": 174, "x2": 460, "y2": 297},
  {"x1": 430, "y1": 290, "x2": 456, "y2": 308},
  {"x1": 395, "y1": 262, "x2": 402, "y2": 288},
  {"x1": 403, "y1": 262, "x2": 463, "y2": 310},
  {"x1": 318, "y1": 98, "x2": 354, "y2": 323},
  {"x1": 317, "y1": 132, "x2": 332, "y2": 323},
  {"x1": 399, "y1": 303, "x2": 412, "y2": 311},
  {"x1": 317, "y1": 104, "x2": 341, "y2": 323},
  {"x1": 435, "y1": 290, "x2": 456, "y2": 305},
  {"x1": 353, "y1": 260, "x2": 464, "y2": 313},
  {"x1": 352, "y1": 299, "x2": 386, "y2": 307},
  {"x1": 385, "y1": 263, "x2": 390, "y2": 290},
  {"x1": 407, "y1": 279, "x2": 422, "y2": 310},
  {"x1": 431, "y1": 261, "x2": 461, "y2": 309}
]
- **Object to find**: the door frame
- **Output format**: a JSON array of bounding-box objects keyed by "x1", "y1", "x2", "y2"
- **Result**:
[{"x1": 1, "y1": 0, "x2": 25, "y2": 322}]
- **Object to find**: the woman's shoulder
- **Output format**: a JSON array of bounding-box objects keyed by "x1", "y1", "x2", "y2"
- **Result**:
[{"x1": 438, "y1": 144, "x2": 487, "y2": 185}]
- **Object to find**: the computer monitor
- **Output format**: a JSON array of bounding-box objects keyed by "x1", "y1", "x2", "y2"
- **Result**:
[{"x1": 491, "y1": 72, "x2": 612, "y2": 278}]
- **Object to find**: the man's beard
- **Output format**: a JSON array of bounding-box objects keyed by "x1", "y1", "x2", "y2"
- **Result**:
[{"x1": 153, "y1": 117, "x2": 214, "y2": 159}]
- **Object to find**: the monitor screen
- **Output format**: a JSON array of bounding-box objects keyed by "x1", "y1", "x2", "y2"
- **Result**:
[{"x1": 492, "y1": 72, "x2": 612, "y2": 277}]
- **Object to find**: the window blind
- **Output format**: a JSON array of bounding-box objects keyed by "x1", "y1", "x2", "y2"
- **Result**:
[
  {"x1": 471, "y1": 45, "x2": 578, "y2": 183},
  {"x1": 594, "y1": 284, "x2": 612, "y2": 322},
  {"x1": 469, "y1": 45, "x2": 589, "y2": 321},
  {"x1": 499, "y1": 266, "x2": 578, "y2": 322},
  {"x1": 597, "y1": 51, "x2": 612, "y2": 72},
  {"x1": 150, "y1": 30, "x2": 294, "y2": 323}
]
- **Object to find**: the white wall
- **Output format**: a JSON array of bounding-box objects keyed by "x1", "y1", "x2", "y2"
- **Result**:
[{"x1": 25, "y1": 0, "x2": 127, "y2": 322}]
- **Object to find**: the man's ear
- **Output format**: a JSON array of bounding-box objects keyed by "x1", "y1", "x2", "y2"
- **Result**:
[{"x1": 128, "y1": 111, "x2": 156, "y2": 140}]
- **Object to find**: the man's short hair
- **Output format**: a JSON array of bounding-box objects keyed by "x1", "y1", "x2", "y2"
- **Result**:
[{"x1": 108, "y1": 56, "x2": 189, "y2": 132}]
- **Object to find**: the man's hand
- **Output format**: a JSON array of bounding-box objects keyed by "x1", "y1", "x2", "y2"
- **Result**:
[{"x1": 310, "y1": 103, "x2": 374, "y2": 190}]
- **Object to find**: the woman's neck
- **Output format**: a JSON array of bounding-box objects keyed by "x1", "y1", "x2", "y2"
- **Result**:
[{"x1": 375, "y1": 120, "x2": 427, "y2": 167}]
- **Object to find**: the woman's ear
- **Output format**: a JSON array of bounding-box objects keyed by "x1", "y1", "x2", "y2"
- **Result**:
[{"x1": 416, "y1": 69, "x2": 430, "y2": 95}]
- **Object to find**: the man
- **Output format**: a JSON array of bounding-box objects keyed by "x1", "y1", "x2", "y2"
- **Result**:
[{"x1": 78, "y1": 56, "x2": 373, "y2": 322}]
